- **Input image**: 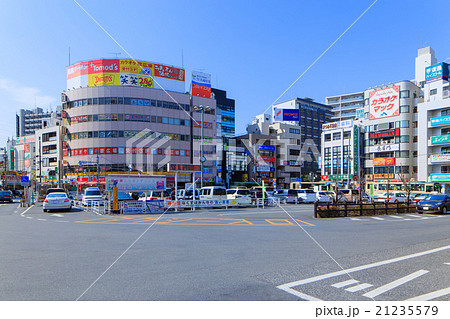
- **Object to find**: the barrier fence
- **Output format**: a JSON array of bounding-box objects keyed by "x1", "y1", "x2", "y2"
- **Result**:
[{"x1": 314, "y1": 201, "x2": 417, "y2": 218}]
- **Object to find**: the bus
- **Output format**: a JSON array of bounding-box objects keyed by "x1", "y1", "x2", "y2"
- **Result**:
[
  {"x1": 290, "y1": 182, "x2": 329, "y2": 192},
  {"x1": 366, "y1": 181, "x2": 442, "y2": 197}
]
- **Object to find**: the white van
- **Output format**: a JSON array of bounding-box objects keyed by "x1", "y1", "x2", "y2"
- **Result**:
[
  {"x1": 199, "y1": 186, "x2": 227, "y2": 201},
  {"x1": 296, "y1": 189, "x2": 316, "y2": 203},
  {"x1": 226, "y1": 188, "x2": 252, "y2": 206}
]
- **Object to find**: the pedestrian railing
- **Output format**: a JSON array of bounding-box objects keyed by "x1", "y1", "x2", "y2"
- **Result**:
[{"x1": 314, "y1": 201, "x2": 417, "y2": 218}]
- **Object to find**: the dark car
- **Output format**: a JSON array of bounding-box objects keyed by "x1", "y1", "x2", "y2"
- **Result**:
[
  {"x1": 416, "y1": 194, "x2": 450, "y2": 214},
  {"x1": 0, "y1": 190, "x2": 13, "y2": 203}
]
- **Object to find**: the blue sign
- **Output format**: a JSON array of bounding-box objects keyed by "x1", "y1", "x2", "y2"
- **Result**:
[
  {"x1": 274, "y1": 108, "x2": 300, "y2": 121},
  {"x1": 425, "y1": 62, "x2": 450, "y2": 81},
  {"x1": 430, "y1": 115, "x2": 450, "y2": 126},
  {"x1": 282, "y1": 109, "x2": 300, "y2": 121},
  {"x1": 258, "y1": 145, "x2": 275, "y2": 151},
  {"x1": 21, "y1": 176, "x2": 29, "y2": 183},
  {"x1": 430, "y1": 174, "x2": 450, "y2": 182}
]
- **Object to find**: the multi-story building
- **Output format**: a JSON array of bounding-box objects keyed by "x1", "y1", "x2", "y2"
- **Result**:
[
  {"x1": 16, "y1": 107, "x2": 62, "y2": 137},
  {"x1": 212, "y1": 88, "x2": 235, "y2": 137},
  {"x1": 326, "y1": 91, "x2": 365, "y2": 121},
  {"x1": 417, "y1": 59, "x2": 450, "y2": 191},
  {"x1": 363, "y1": 81, "x2": 421, "y2": 183},
  {"x1": 320, "y1": 119, "x2": 364, "y2": 187},
  {"x1": 62, "y1": 58, "x2": 217, "y2": 187},
  {"x1": 272, "y1": 98, "x2": 332, "y2": 179},
  {"x1": 35, "y1": 125, "x2": 62, "y2": 185}
]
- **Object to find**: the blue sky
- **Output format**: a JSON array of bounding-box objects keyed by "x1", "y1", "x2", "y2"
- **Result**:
[{"x1": 1, "y1": 0, "x2": 450, "y2": 147}]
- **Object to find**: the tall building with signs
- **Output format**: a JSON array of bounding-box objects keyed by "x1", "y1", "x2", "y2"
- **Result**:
[
  {"x1": 417, "y1": 54, "x2": 450, "y2": 192},
  {"x1": 62, "y1": 59, "x2": 217, "y2": 188},
  {"x1": 320, "y1": 119, "x2": 364, "y2": 187},
  {"x1": 325, "y1": 91, "x2": 365, "y2": 121},
  {"x1": 272, "y1": 98, "x2": 332, "y2": 178},
  {"x1": 363, "y1": 81, "x2": 421, "y2": 184}
]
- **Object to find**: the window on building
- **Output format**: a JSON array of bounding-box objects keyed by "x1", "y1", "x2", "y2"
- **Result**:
[
  {"x1": 395, "y1": 135, "x2": 410, "y2": 143},
  {"x1": 430, "y1": 89, "x2": 438, "y2": 96},
  {"x1": 400, "y1": 90, "x2": 410, "y2": 98},
  {"x1": 442, "y1": 128, "x2": 450, "y2": 135},
  {"x1": 333, "y1": 132, "x2": 341, "y2": 140},
  {"x1": 441, "y1": 109, "x2": 450, "y2": 116},
  {"x1": 324, "y1": 134, "x2": 331, "y2": 142},
  {"x1": 343, "y1": 131, "x2": 351, "y2": 139},
  {"x1": 400, "y1": 105, "x2": 410, "y2": 113}
]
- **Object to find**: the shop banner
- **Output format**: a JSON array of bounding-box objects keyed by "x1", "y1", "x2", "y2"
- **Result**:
[
  {"x1": 369, "y1": 86, "x2": 400, "y2": 120},
  {"x1": 88, "y1": 73, "x2": 120, "y2": 86}
]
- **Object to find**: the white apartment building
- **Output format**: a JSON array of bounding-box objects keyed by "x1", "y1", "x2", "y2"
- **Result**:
[{"x1": 326, "y1": 92, "x2": 365, "y2": 121}]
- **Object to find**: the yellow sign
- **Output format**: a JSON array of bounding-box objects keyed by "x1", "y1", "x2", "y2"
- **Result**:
[
  {"x1": 120, "y1": 59, "x2": 154, "y2": 76},
  {"x1": 88, "y1": 73, "x2": 120, "y2": 86}
]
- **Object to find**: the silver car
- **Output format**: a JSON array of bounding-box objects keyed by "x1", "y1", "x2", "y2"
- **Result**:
[{"x1": 43, "y1": 192, "x2": 72, "y2": 212}]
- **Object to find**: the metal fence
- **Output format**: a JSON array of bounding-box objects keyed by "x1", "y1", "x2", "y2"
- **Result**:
[{"x1": 314, "y1": 202, "x2": 417, "y2": 218}]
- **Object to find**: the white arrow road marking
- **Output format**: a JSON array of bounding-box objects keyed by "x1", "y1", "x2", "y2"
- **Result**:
[
  {"x1": 405, "y1": 287, "x2": 450, "y2": 301},
  {"x1": 362, "y1": 269, "x2": 429, "y2": 299},
  {"x1": 345, "y1": 283, "x2": 373, "y2": 292},
  {"x1": 331, "y1": 279, "x2": 359, "y2": 288}
]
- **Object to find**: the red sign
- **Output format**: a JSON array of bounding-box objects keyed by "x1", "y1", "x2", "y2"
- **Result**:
[
  {"x1": 321, "y1": 175, "x2": 329, "y2": 180},
  {"x1": 369, "y1": 128, "x2": 400, "y2": 139},
  {"x1": 88, "y1": 59, "x2": 120, "y2": 74},
  {"x1": 373, "y1": 157, "x2": 396, "y2": 166},
  {"x1": 192, "y1": 83, "x2": 211, "y2": 98},
  {"x1": 66, "y1": 61, "x2": 89, "y2": 79},
  {"x1": 154, "y1": 64, "x2": 185, "y2": 81},
  {"x1": 260, "y1": 156, "x2": 275, "y2": 162}
]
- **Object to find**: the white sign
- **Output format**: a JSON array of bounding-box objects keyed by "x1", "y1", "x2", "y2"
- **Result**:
[
  {"x1": 322, "y1": 120, "x2": 353, "y2": 131},
  {"x1": 369, "y1": 144, "x2": 400, "y2": 153},
  {"x1": 105, "y1": 175, "x2": 166, "y2": 191},
  {"x1": 430, "y1": 154, "x2": 450, "y2": 163},
  {"x1": 369, "y1": 86, "x2": 400, "y2": 120}
]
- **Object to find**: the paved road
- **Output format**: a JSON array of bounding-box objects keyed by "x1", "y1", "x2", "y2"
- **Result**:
[{"x1": 0, "y1": 201, "x2": 448, "y2": 301}]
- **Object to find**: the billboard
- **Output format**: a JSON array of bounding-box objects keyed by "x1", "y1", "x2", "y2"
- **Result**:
[
  {"x1": 66, "y1": 58, "x2": 185, "y2": 93},
  {"x1": 373, "y1": 157, "x2": 395, "y2": 166},
  {"x1": 368, "y1": 86, "x2": 400, "y2": 120},
  {"x1": 369, "y1": 128, "x2": 400, "y2": 139},
  {"x1": 191, "y1": 71, "x2": 211, "y2": 98},
  {"x1": 274, "y1": 108, "x2": 300, "y2": 121},
  {"x1": 425, "y1": 62, "x2": 450, "y2": 82},
  {"x1": 105, "y1": 175, "x2": 166, "y2": 191},
  {"x1": 322, "y1": 119, "x2": 353, "y2": 131}
]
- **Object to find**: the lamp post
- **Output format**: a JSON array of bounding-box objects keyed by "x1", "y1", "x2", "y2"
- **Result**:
[{"x1": 194, "y1": 105, "x2": 210, "y2": 188}]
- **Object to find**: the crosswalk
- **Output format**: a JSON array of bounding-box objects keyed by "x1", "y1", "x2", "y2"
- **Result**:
[{"x1": 348, "y1": 214, "x2": 445, "y2": 222}]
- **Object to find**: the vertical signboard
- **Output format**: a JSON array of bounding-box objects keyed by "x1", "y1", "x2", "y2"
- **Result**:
[
  {"x1": 9, "y1": 146, "x2": 14, "y2": 170},
  {"x1": 353, "y1": 125, "x2": 358, "y2": 175},
  {"x1": 368, "y1": 86, "x2": 400, "y2": 120},
  {"x1": 191, "y1": 71, "x2": 211, "y2": 98}
]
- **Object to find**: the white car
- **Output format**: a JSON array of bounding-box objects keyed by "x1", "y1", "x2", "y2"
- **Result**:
[
  {"x1": 82, "y1": 187, "x2": 104, "y2": 206},
  {"x1": 374, "y1": 192, "x2": 408, "y2": 203},
  {"x1": 43, "y1": 192, "x2": 72, "y2": 212},
  {"x1": 296, "y1": 189, "x2": 316, "y2": 203},
  {"x1": 226, "y1": 188, "x2": 252, "y2": 206},
  {"x1": 316, "y1": 191, "x2": 334, "y2": 203}
]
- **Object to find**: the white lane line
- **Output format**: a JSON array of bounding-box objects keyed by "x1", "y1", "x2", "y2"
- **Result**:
[
  {"x1": 444, "y1": 263, "x2": 450, "y2": 266},
  {"x1": 345, "y1": 283, "x2": 373, "y2": 292},
  {"x1": 362, "y1": 269, "x2": 429, "y2": 299},
  {"x1": 331, "y1": 279, "x2": 359, "y2": 288},
  {"x1": 371, "y1": 217, "x2": 384, "y2": 220},
  {"x1": 37, "y1": 219, "x2": 46, "y2": 221},
  {"x1": 277, "y1": 245, "x2": 450, "y2": 301},
  {"x1": 51, "y1": 214, "x2": 64, "y2": 217},
  {"x1": 389, "y1": 215, "x2": 403, "y2": 219},
  {"x1": 26, "y1": 217, "x2": 32, "y2": 219},
  {"x1": 350, "y1": 218, "x2": 361, "y2": 221},
  {"x1": 405, "y1": 287, "x2": 450, "y2": 301},
  {"x1": 405, "y1": 214, "x2": 423, "y2": 218},
  {"x1": 20, "y1": 205, "x2": 34, "y2": 217},
  {"x1": 55, "y1": 220, "x2": 69, "y2": 223},
  {"x1": 403, "y1": 219, "x2": 413, "y2": 221}
]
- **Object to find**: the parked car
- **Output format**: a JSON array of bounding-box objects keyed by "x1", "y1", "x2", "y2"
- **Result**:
[
  {"x1": 199, "y1": 186, "x2": 227, "y2": 201},
  {"x1": 0, "y1": 190, "x2": 13, "y2": 203},
  {"x1": 139, "y1": 190, "x2": 171, "y2": 201},
  {"x1": 226, "y1": 188, "x2": 252, "y2": 206},
  {"x1": 82, "y1": 187, "x2": 104, "y2": 206},
  {"x1": 316, "y1": 191, "x2": 334, "y2": 203},
  {"x1": 251, "y1": 186, "x2": 275, "y2": 195},
  {"x1": 338, "y1": 189, "x2": 360, "y2": 203},
  {"x1": 176, "y1": 189, "x2": 200, "y2": 200},
  {"x1": 413, "y1": 192, "x2": 439, "y2": 202},
  {"x1": 360, "y1": 193, "x2": 374, "y2": 203},
  {"x1": 374, "y1": 192, "x2": 408, "y2": 203},
  {"x1": 43, "y1": 192, "x2": 72, "y2": 212},
  {"x1": 296, "y1": 189, "x2": 316, "y2": 203},
  {"x1": 273, "y1": 189, "x2": 301, "y2": 204},
  {"x1": 249, "y1": 189, "x2": 269, "y2": 205},
  {"x1": 416, "y1": 194, "x2": 450, "y2": 214}
]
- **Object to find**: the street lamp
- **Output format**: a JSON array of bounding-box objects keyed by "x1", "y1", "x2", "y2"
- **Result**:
[{"x1": 193, "y1": 105, "x2": 210, "y2": 188}]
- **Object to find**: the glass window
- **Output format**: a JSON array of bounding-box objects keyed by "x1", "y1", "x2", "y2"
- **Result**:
[
  {"x1": 98, "y1": 97, "x2": 105, "y2": 104},
  {"x1": 401, "y1": 120, "x2": 409, "y2": 128},
  {"x1": 93, "y1": 114, "x2": 98, "y2": 121},
  {"x1": 124, "y1": 97, "x2": 131, "y2": 104},
  {"x1": 93, "y1": 98, "x2": 98, "y2": 105},
  {"x1": 430, "y1": 88, "x2": 438, "y2": 95},
  {"x1": 324, "y1": 134, "x2": 331, "y2": 142},
  {"x1": 99, "y1": 131, "x2": 106, "y2": 138},
  {"x1": 400, "y1": 90, "x2": 410, "y2": 98},
  {"x1": 117, "y1": 97, "x2": 123, "y2": 104},
  {"x1": 93, "y1": 131, "x2": 99, "y2": 138},
  {"x1": 111, "y1": 97, "x2": 117, "y2": 104},
  {"x1": 400, "y1": 105, "x2": 410, "y2": 113}
]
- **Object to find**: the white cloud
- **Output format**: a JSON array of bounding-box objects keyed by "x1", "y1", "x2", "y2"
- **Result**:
[{"x1": 0, "y1": 77, "x2": 56, "y2": 107}]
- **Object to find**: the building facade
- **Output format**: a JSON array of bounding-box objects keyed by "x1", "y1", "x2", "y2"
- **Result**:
[
  {"x1": 363, "y1": 81, "x2": 421, "y2": 183},
  {"x1": 326, "y1": 91, "x2": 365, "y2": 121},
  {"x1": 62, "y1": 58, "x2": 218, "y2": 187},
  {"x1": 16, "y1": 107, "x2": 62, "y2": 137}
]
